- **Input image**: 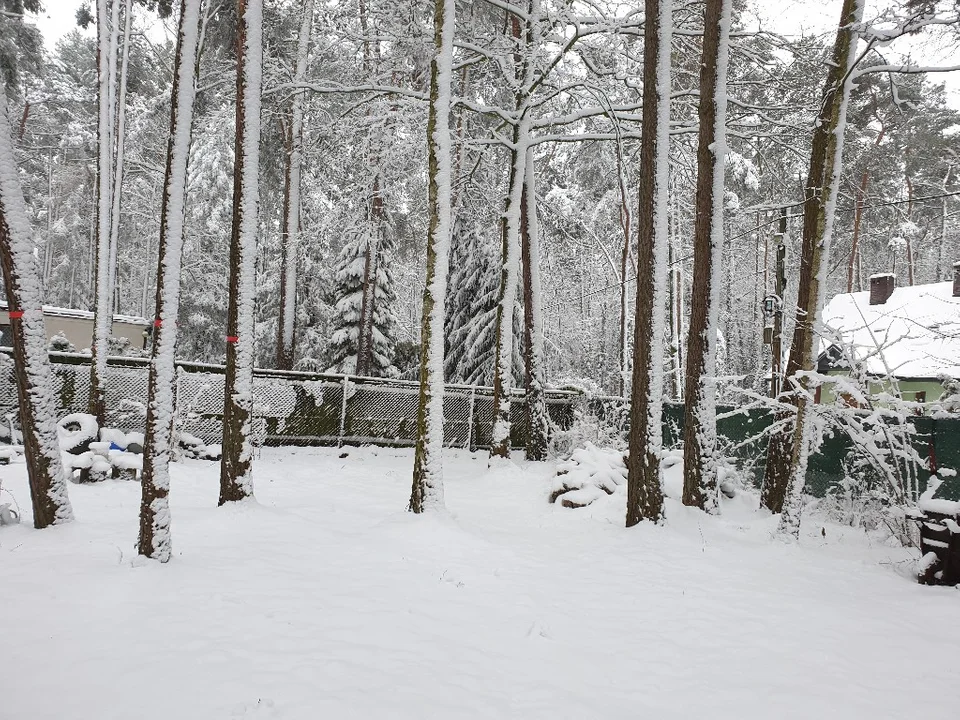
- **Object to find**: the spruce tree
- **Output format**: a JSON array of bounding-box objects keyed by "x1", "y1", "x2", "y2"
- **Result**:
[{"x1": 326, "y1": 221, "x2": 399, "y2": 378}]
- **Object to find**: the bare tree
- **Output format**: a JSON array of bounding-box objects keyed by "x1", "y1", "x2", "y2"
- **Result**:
[
  {"x1": 138, "y1": 0, "x2": 204, "y2": 562},
  {"x1": 219, "y1": 0, "x2": 262, "y2": 506},
  {"x1": 763, "y1": 0, "x2": 864, "y2": 535},
  {"x1": 681, "y1": 0, "x2": 733, "y2": 513},
  {"x1": 276, "y1": 0, "x2": 314, "y2": 370},
  {"x1": 0, "y1": 94, "x2": 73, "y2": 529},
  {"x1": 88, "y1": 0, "x2": 118, "y2": 427},
  {"x1": 626, "y1": 0, "x2": 672, "y2": 527},
  {"x1": 409, "y1": 0, "x2": 455, "y2": 513},
  {"x1": 520, "y1": 148, "x2": 548, "y2": 461}
]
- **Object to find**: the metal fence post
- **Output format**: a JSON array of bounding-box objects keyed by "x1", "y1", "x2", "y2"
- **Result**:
[
  {"x1": 467, "y1": 388, "x2": 476, "y2": 452},
  {"x1": 338, "y1": 374, "x2": 349, "y2": 447}
]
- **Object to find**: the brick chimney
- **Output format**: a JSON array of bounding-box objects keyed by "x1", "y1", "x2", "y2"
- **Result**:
[
  {"x1": 954, "y1": 261, "x2": 960, "y2": 298},
  {"x1": 869, "y1": 273, "x2": 896, "y2": 305}
]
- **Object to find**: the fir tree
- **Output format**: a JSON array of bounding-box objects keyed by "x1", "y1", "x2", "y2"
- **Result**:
[{"x1": 326, "y1": 221, "x2": 399, "y2": 378}]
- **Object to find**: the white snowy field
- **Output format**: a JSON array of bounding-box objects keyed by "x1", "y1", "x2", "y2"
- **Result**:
[{"x1": 2, "y1": 446, "x2": 959, "y2": 719}]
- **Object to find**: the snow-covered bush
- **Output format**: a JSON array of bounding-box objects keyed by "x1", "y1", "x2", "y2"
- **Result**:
[
  {"x1": 550, "y1": 443, "x2": 626, "y2": 508},
  {"x1": 48, "y1": 332, "x2": 75, "y2": 353},
  {"x1": 548, "y1": 380, "x2": 627, "y2": 457}
]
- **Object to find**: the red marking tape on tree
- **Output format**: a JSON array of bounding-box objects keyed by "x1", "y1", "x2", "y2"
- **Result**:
[
  {"x1": 153, "y1": 318, "x2": 163, "y2": 327},
  {"x1": 8, "y1": 311, "x2": 24, "y2": 319},
  {"x1": 226, "y1": 335, "x2": 239, "y2": 343}
]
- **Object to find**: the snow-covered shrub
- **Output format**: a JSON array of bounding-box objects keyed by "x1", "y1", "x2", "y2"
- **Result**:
[
  {"x1": 48, "y1": 332, "x2": 75, "y2": 353},
  {"x1": 550, "y1": 443, "x2": 626, "y2": 508},
  {"x1": 548, "y1": 381, "x2": 627, "y2": 457}
]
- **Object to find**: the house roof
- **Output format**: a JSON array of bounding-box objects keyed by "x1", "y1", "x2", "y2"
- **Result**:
[{"x1": 820, "y1": 280, "x2": 960, "y2": 380}]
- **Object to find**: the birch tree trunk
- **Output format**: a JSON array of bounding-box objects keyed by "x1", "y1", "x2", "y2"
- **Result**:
[
  {"x1": 138, "y1": 0, "x2": 204, "y2": 562},
  {"x1": 520, "y1": 148, "x2": 548, "y2": 461},
  {"x1": 409, "y1": 0, "x2": 455, "y2": 513},
  {"x1": 276, "y1": 0, "x2": 313, "y2": 370},
  {"x1": 89, "y1": 0, "x2": 116, "y2": 427},
  {"x1": 626, "y1": 0, "x2": 672, "y2": 526},
  {"x1": 681, "y1": 0, "x2": 732, "y2": 514},
  {"x1": 0, "y1": 94, "x2": 74, "y2": 529},
  {"x1": 219, "y1": 0, "x2": 262, "y2": 505},
  {"x1": 776, "y1": 0, "x2": 863, "y2": 538}
]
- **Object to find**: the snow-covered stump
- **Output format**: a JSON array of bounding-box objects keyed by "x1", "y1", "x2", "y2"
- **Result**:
[
  {"x1": 409, "y1": 0, "x2": 455, "y2": 514},
  {"x1": 138, "y1": 0, "x2": 203, "y2": 561},
  {"x1": 681, "y1": 0, "x2": 732, "y2": 516},
  {"x1": 0, "y1": 94, "x2": 74, "y2": 529},
  {"x1": 220, "y1": 0, "x2": 263, "y2": 507}
]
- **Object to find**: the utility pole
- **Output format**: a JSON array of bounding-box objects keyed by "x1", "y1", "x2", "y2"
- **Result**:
[{"x1": 768, "y1": 209, "x2": 787, "y2": 398}]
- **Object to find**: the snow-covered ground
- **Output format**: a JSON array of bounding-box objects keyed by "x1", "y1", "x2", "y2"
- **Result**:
[{"x1": 2, "y1": 446, "x2": 958, "y2": 719}]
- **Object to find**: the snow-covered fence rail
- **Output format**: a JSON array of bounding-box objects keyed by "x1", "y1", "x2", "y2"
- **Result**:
[
  {"x1": 0, "y1": 350, "x2": 580, "y2": 450},
  {"x1": 2, "y1": 350, "x2": 958, "y2": 501}
]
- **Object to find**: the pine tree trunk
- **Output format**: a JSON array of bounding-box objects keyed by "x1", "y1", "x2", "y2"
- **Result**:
[
  {"x1": 409, "y1": 0, "x2": 455, "y2": 513},
  {"x1": 355, "y1": 181, "x2": 384, "y2": 378},
  {"x1": 681, "y1": 0, "x2": 732, "y2": 513},
  {"x1": 0, "y1": 96, "x2": 74, "y2": 529},
  {"x1": 138, "y1": 0, "x2": 203, "y2": 562},
  {"x1": 625, "y1": 0, "x2": 671, "y2": 527},
  {"x1": 220, "y1": 0, "x2": 262, "y2": 506},
  {"x1": 847, "y1": 170, "x2": 868, "y2": 292},
  {"x1": 88, "y1": 0, "x2": 115, "y2": 428},
  {"x1": 520, "y1": 149, "x2": 548, "y2": 461},
  {"x1": 490, "y1": 6, "x2": 537, "y2": 460},
  {"x1": 276, "y1": 0, "x2": 313, "y2": 370},
  {"x1": 761, "y1": 0, "x2": 863, "y2": 523},
  {"x1": 107, "y1": 0, "x2": 132, "y2": 314}
]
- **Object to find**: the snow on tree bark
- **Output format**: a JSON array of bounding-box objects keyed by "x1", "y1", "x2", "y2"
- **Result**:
[
  {"x1": 774, "y1": 0, "x2": 864, "y2": 538},
  {"x1": 220, "y1": 0, "x2": 262, "y2": 506},
  {"x1": 681, "y1": 0, "x2": 732, "y2": 514},
  {"x1": 490, "y1": 4, "x2": 537, "y2": 460},
  {"x1": 409, "y1": 0, "x2": 455, "y2": 513},
  {"x1": 138, "y1": 0, "x2": 203, "y2": 562},
  {"x1": 88, "y1": 0, "x2": 116, "y2": 428},
  {"x1": 626, "y1": 0, "x2": 672, "y2": 527},
  {"x1": 276, "y1": 0, "x2": 313, "y2": 371},
  {"x1": 0, "y1": 93, "x2": 73, "y2": 529},
  {"x1": 489, "y1": 129, "x2": 528, "y2": 460},
  {"x1": 107, "y1": 0, "x2": 132, "y2": 314},
  {"x1": 521, "y1": 148, "x2": 548, "y2": 461}
]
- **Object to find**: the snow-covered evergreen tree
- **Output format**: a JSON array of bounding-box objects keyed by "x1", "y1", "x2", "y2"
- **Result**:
[
  {"x1": 326, "y1": 220, "x2": 399, "y2": 378},
  {"x1": 444, "y1": 219, "x2": 499, "y2": 385}
]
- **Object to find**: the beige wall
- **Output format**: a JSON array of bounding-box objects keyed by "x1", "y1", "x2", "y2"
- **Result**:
[{"x1": 0, "y1": 310, "x2": 148, "y2": 351}]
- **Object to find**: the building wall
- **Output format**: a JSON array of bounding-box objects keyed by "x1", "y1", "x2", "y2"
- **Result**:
[
  {"x1": 818, "y1": 370, "x2": 946, "y2": 412},
  {"x1": 0, "y1": 310, "x2": 148, "y2": 351}
]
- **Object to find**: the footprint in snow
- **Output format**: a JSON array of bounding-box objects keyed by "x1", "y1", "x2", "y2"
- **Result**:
[{"x1": 230, "y1": 698, "x2": 279, "y2": 718}]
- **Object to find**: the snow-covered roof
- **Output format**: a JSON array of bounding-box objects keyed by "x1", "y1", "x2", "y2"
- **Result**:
[
  {"x1": 820, "y1": 280, "x2": 960, "y2": 379},
  {"x1": 0, "y1": 301, "x2": 148, "y2": 326}
]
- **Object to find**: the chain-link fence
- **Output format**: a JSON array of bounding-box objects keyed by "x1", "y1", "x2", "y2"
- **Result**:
[{"x1": 0, "y1": 351, "x2": 588, "y2": 450}]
